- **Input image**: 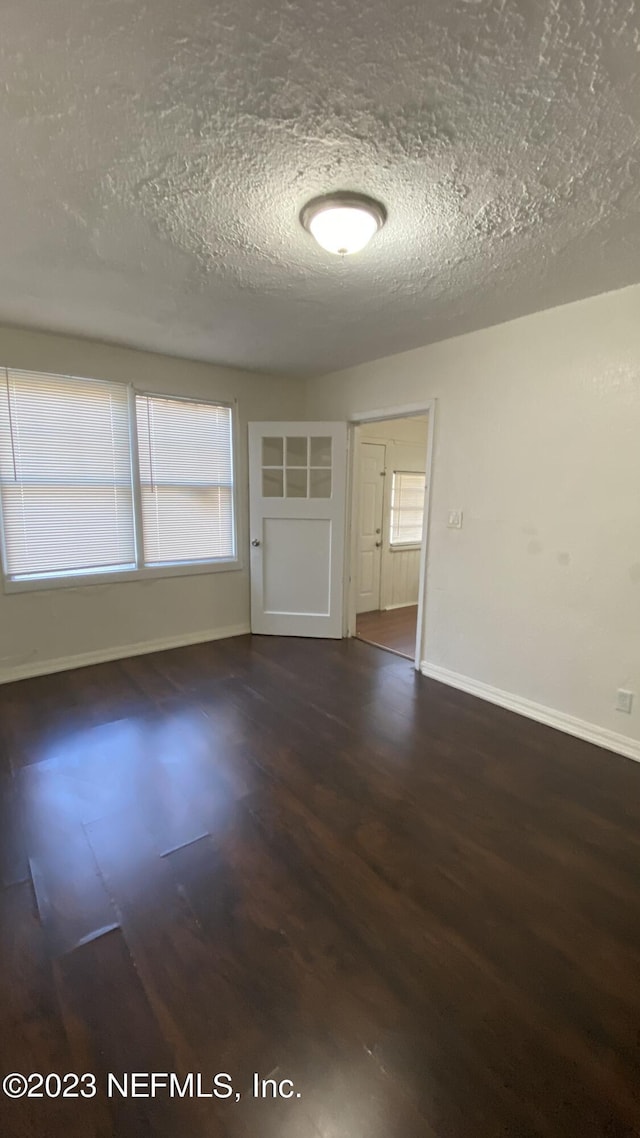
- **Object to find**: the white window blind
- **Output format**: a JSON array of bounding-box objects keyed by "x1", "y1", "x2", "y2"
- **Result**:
[
  {"x1": 0, "y1": 369, "x2": 135, "y2": 580},
  {"x1": 389, "y1": 471, "x2": 426, "y2": 546},
  {"x1": 135, "y1": 394, "x2": 235, "y2": 566}
]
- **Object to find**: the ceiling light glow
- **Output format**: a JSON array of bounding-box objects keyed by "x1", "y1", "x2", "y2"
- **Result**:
[{"x1": 300, "y1": 192, "x2": 386, "y2": 256}]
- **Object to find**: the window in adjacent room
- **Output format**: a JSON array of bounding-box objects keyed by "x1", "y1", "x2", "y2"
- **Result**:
[{"x1": 389, "y1": 470, "x2": 426, "y2": 547}]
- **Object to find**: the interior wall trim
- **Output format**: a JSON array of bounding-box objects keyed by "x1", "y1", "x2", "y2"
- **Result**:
[
  {"x1": 420, "y1": 661, "x2": 640, "y2": 763},
  {"x1": 0, "y1": 623, "x2": 251, "y2": 685}
]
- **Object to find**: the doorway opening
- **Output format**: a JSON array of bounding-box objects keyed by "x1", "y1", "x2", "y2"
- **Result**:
[{"x1": 348, "y1": 409, "x2": 433, "y2": 665}]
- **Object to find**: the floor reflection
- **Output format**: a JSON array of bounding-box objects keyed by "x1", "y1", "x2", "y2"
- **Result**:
[{"x1": 20, "y1": 708, "x2": 239, "y2": 955}]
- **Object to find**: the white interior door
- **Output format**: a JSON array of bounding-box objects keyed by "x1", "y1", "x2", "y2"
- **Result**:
[
  {"x1": 249, "y1": 422, "x2": 347, "y2": 638},
  {"x1": 356, "y1": 442, "x2": 385, "y2": 613}
]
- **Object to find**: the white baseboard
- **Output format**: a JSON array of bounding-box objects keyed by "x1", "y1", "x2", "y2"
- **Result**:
[
  {"x1": 383, "y1": 601, "x2": 419, "y2": 611},
  {"x1": 0, "y1": 623, "x2": 251, "y2": 686},
  {"x1": 420, "y1": 661, "x2": 640, "y2": 763}
]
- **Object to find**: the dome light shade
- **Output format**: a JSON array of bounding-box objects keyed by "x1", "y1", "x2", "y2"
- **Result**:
[{"x1": 300, "y1": 192, "x2": 386, "y2": 256}]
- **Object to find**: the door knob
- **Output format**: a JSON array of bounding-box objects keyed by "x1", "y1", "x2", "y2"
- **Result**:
[
  {"x1": 375, "y1": 528, "x2": 381, "y2": 534},
  {"x1": 251, "y1": 539, "x2": 261, "y2": 547},
  {"x1": 375, "y1": 540, "x2": 382, "y2": 547}
]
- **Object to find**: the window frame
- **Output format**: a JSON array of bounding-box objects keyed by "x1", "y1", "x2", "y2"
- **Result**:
[
  {"x1": 0, "y1": 374, "x2": 241, "y2": 594},
  {"x1": 389, "y1": 469, "x2": 427, "y2": 551}
]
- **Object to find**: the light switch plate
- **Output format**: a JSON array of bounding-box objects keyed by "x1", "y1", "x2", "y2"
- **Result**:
[
  {"x1": 447, "y1": 510, "x2": 463, "y2": 529},
  {"x1": 616, "y1": 689, "x2": 634, "y2": 714}
]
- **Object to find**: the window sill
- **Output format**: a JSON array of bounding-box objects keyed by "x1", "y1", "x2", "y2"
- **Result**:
[
  {"x1": 389, "y1": 542, "x2": 422, "y2": 552},
  {"x1": 2, "y1": 557, "x2": 242, "y2": 595}
]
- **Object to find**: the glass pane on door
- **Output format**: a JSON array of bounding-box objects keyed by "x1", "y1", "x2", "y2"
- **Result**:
[
  {"x1": 262, "y1": 437, "x2": 283, "y2": 466},
  {"x1": 263, "y1": 468, "x2": 284, "y2": 497},
  {"x1": 286, "y1": 468, "x2": 308, "y2": 497},
  {"x1": 310, "y1": 436, "x2": 332, "y2": 467},
  {"x1": 286, "y1": 437, "x2": 308, "y2": 467},
  {"x1": 310, "y1": 469, "x2": 332, "y2": 498}
]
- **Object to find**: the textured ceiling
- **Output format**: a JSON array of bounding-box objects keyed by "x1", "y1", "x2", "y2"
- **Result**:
[{"x1": 2, "y1": 0, "x2": 640, "y2": 376}]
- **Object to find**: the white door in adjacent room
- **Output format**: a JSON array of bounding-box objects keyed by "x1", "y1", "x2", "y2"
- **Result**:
[
  {"x1": 248, "y1": 422, "x2": 347, "y2": 638},
  {"x1": 355, "y1": 442, "x2": 386, "y2": 614}
]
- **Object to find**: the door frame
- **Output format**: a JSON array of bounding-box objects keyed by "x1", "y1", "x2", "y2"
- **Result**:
[{"x1": 344, "y1": 400, "x2": 436, "y2": 670}]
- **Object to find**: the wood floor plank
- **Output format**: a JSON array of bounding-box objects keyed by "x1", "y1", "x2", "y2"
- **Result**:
[
  {"x1": 196, "y1": 676, "x2": 640, "y2": 1046},
  {"x1": 356, "y1": 604, "x2": 418, "y2": 658},
  {"x1": 0, "y1": 772, "x2": 29, "y2": 887},
  {"x1": 55, "y1": 927, "x2": 214, "y2": 1138},
  {"x1": 166, "y1": 816, "x2": 438, "y2": 1138},
  {"x1": 0, "y1": 882, "x2": 104, "y2": 1138},
  {"x1": 244, "y1": 780, "x2": 639, "y2": 1137},
  {"x1": 2, "y1": 633, "x2": 640, "y2": 1137},
  {"x1": 19, "y1": 751, "x2": 119, "y2": 957},
  {"x1": 84, "y1": 809, "x2": 275, "y2": 1138}
]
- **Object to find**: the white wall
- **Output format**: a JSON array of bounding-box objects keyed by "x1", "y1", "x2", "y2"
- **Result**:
[
  {"x1": 357, "y1": 416, "x2": 429, "y2": 610},
  {"x1": 306, "y1": 283, "x2": 640, "y2": 757},
  {"x1": 0, "y1": 325, "x2": 304, "y2": 680}
]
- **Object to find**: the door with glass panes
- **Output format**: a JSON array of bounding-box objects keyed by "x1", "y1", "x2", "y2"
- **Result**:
[{"x1": 248, "y1": 422, "x2": 347, "y2": 637}]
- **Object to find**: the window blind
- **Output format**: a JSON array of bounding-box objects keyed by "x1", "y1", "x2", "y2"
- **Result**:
[
  {"x1": 135, "y1": 394, "x2": 235, "y2": 566},
  {"x1": 389, "y1": 471, "x2": 426, "y2": 545},
  {"x1": 0, "y1": 369, "x2": 135, "y2": 580}
]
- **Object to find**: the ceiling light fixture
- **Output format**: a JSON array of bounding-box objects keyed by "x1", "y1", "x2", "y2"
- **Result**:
[{"x1": 300, "y1": 191, "x2": 387, "y2": 256}]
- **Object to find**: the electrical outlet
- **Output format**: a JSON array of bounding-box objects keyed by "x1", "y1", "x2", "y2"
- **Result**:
[
  {"x1": 616, "y1": 689, "x2": 634, "y2": 714},
  {"x1": 447, "y1": 510, "x2": 463, "y2": 529}
]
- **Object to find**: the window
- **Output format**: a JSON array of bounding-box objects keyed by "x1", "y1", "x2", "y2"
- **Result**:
[
  {"x1": 0, "y1": 367, "x2": 237, "y2": 588},
  {"x1": 389, "y1": 471, "x2": 426, "y2": 546},
  {"x1": 135, "y1": 394, "x2": 235, "y2": 565},
  {"x1": 0, "y1": 370, "x2": 136, "y2": 580}
]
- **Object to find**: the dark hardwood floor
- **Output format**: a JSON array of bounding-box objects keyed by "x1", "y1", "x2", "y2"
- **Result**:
[
  {"x1": 2, "y1": 633, "x2": 640, "y2": 1137},
  {"x1": 356, "y1": 604, "x2": 418, "y2": 658}
]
